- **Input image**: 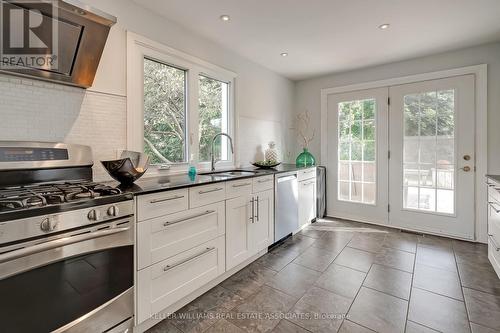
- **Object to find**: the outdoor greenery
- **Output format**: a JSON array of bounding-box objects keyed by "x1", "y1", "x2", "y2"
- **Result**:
[{"x1": 143, "y1": 58, "x2": 227, "y2": 164}]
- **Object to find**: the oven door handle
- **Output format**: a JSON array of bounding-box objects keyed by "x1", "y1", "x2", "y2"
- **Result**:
[{"x1": 0, "y1": 226, "x2": 130, "y2": 264}]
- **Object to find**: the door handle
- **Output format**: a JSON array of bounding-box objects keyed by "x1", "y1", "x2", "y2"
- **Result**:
[{"x1": 250, "y1": 197, "x2": 255, "y2": 223}]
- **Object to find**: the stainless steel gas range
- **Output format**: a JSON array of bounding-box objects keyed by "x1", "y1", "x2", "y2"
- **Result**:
[{"x1": 0, "y1": 142, "x2": 134, "y2": 333}]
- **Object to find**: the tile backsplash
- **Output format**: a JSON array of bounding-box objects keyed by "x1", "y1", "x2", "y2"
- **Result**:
[{"x1": 0, "y1": 74, "x2": 126, "y2": 181}]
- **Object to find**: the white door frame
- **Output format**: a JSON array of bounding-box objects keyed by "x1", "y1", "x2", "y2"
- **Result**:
[{"x1": 320, "y1": 65, "x2": 488, "y2": 243}]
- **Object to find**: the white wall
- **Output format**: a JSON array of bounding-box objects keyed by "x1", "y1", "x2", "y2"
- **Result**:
[
  {"x1": 295, "y1": 42, "x2": 500, "y2": 173},
  {"x1": 0, "y1": 0, "x2": 295, "y2": 180}
]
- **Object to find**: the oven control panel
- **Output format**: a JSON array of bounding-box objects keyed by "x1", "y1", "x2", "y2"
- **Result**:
[{"x1": 0, "y1": 147, "x2": 69, "y2": 162}]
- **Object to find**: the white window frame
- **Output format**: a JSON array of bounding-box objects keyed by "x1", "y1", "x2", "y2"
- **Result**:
[{"x1": 127, "y1": 32, "x2": 237, "y2": 175}]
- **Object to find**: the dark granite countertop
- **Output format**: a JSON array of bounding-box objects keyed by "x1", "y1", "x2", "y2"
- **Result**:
[
  {"x1": 486, "y1": 175, "x2": 500, "y2": 184},
  {"x1": 106, "y1": 164, "x2": 318, "y2": 196}
]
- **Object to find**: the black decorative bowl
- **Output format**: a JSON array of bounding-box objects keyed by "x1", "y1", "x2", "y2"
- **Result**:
[
  {"x1": 251, "y1": 161, "x2": 282, "y2": 169},
  {"x1": 101, "y1": 151, "x2": 149, "y2": 184}
]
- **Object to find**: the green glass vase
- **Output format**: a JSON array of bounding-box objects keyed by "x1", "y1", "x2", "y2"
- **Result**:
[{"x1": 296, "y1": 148, "x2": 316, "y2": 167}]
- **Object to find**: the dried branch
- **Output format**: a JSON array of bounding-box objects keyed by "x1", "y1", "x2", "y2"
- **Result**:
[{"x1": 291, "y1": 110, "x2": 315, "y2": 148}]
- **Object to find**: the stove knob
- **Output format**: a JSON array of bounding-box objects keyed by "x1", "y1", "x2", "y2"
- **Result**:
[
  {"x1": 40, "y1": 218, "x2": 56, "y2": 232},
  {"x1": 107, "y1": 205, "x2": 119, "y2": 217},
  {"x1": 87, "y1": 209, "x2": 100, "y2": 221}
]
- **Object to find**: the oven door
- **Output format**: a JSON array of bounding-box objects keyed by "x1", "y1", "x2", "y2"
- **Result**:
[{"x1": 0, "y1": 217, "x2": 134, "y2": 333}]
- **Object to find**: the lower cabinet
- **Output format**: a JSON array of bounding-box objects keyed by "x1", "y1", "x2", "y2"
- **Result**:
[
  {"x1": 298, "y1": 178, "x2": 316, "y2": 228},
  {"x1": 136, "y1": 236, "x2": 225, "y2": 323},
  {"x1": 226, "y1": 189, "x2": 274, "y2": 270}
]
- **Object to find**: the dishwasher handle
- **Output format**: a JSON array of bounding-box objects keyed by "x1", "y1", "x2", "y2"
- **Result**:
[{"x1": 277, "y1": 175, "x2": 297, "y2": 183}]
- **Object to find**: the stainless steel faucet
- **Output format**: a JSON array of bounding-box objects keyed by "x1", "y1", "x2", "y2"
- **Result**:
[{"x1": 211, "y1": 133, "x2": 234, "y2": 171}]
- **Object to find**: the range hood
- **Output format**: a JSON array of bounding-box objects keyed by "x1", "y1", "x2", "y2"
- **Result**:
[{"x1": 0, "y1": 0, "x2": 116, "y2": 88}]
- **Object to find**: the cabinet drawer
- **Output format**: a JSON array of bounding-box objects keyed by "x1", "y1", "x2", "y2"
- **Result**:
[
  {"x1": 489, "y1": 184, "x2": 500, "y2": 204},
  {"x1": 137, "y1": 236, "x2": 225, "y2": 324},
  {"x1": 189, "y1": 183, "x2": 226, "y2": 208},
  {"x1": 137, "y1": 189, "x2": 189, "y2": 221},
  {"x1": 226, "y1": 179, "x2": 253, "y2": 199},
  {"x1": 298, "y1": 167, "x2": 316, "y2": 181},
  {"x1": 253, "y1": 175, "x2": 274, "y2": 193},
  {"x1": 489, "y1": 201, "x2": 500, "y2": 244},
  {"x1": 137, "y1": 201, "x2": 225, "y2": 269}
]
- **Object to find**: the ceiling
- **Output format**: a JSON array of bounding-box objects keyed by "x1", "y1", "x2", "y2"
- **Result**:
[{"x1": 134, "y1": 0, "x2": 500, "y2": 81}]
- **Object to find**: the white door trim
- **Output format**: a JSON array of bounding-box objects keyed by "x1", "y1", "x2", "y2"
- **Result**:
[{"x1": 320, "y1": 64, "x2": 488, "y2": 242}]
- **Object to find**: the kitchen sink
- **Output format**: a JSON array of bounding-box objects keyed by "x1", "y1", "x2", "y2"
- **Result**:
[{"x1": 200, "y1": 170, "x2": 260, "y2": 177}]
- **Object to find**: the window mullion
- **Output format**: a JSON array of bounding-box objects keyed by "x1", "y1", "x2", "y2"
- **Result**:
[{"x1": 188, "y1": 68, "x2": 201, "y2": 166}]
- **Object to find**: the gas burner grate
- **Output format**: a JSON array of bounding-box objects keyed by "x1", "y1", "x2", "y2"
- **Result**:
[{"x1": 0, "y1": 181, "x2": 121, "y2": 212}]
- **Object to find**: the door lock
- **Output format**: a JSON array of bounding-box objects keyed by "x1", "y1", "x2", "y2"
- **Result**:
[
  {"x1": 463, "y1": 155, "x2": 471, "y2": 161},
  {"x1": 460, "y1": 166, "x2": 471, "y2": 172}
]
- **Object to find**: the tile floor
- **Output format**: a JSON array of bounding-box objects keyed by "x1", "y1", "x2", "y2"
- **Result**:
[{"x1": 146, "y1": 218, "x2": 500, "y2": 333}]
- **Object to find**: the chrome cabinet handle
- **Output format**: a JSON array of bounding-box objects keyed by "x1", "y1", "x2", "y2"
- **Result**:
[
  {"x1": 302, "y1": 181, "x2": 315, "y2": 186},
  {"x1": 489, "y1": 202, "x2": 500, "y2": 213},
  {"x1": 163, "y1": 247, "x2": 216, "y2": 272},
  {"x1": 257, "y1": 178, "x2": 272, "y2": 183},
  {"x1": 232, "y1": 183, "x2": 251, "y2": 188},
  {"x1": 256, "y1": 196, "x2": 260, "y2": 221},
  {"x1": 199, "y1": 187, "x2": 223, "y2": 195},
  {"x1": 0, "y1": 226, "x2": 130, "y2": 264},
  {"x1": 488, "y1": 234, "x2": 500, "y2": 251},
  {"x1": 150, "y1": 195, "x2": 184, "y2": 204},
  {"x1": 163, "y1": 210, "x2": 216, "y2": 227},
  {"x1": 250, "y1": 197, "x2": 255, "y2": 223}
]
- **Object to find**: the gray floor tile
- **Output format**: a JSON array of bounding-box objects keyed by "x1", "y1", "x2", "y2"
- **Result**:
[
  {"x1": 374, "y1": 247, "x2": 415, "y2": 273},
  {"x1": 204, "y1": 319, "x2": 246, "y2": 333},
  {"x1": 190, "y1": 285, "x2": 244, "y2": 312},
  {"x1": 227, "y1": 285, "x2": 297, "y2": 333},
  {"x1": 147, "y1": 320, "x2": 184, "y2": 333},
  {"x1": 221, "y1": 262, "x2": 277, "y2": 298},
  {"x1": 408, "y1": 288, "x2": 470, "y2": 333},
  {"x1": 418, "y1": 235, "x2": 454, "y2": 251},
  {"x1": 348, "y1": 287, "x2": 408, "y2": 333},
  {"x1": 463, "y1": 287, "x2": 500, "y2": 331},
  {"x1": 470, "y1": 323, "x2": 500, "y2": 333},
  {"x1": 383, "y1": 232, "x2": 418, "y2": 253},
  {"x1": 413, "y1": 264, "x2": 463, "y2": 300},
  {"x1": 256, "y1": 251, "x2": 298, "y2": 272},
  {"x1": 299, "y1": 227, "x2": 326, "y2": 239},
  {"x1": 273, "y1": 235, "x2": 316, "y2": 255},
  {"x1": 416, "y1": 245, "x2": 457, "y2": 272},
  {"x1": 315, "y1": 263, "x2": 366, "y2": 299},
  {"x1": 453, "y1": 240, "x2": 488, "y2": 255},
  {"x1": 289, "y1": 286, "x2": 352, "y2": 333},
  {"x1": 293, "y1": 244, "x2": 340, "y2": 272},
  {"x1": 266, "y1": 262, "x2": 321, "y2": 298},
  {"x1": 312, "y1": 233, "x2": 351, "y2": 253},
  {"x1": 338, "y1": 320, "x2": 375, "y2": 332},
  {"x1": 347, "y1": 233, "x2": 387, "y2": 253},
  {"x1": 363, "y1": 264, "x2": 412, "y2": 300},
  {"x1": 272, "y1": 320, "x2": 310, "y2": 333},
  {"x1": 458, "y1": 262, "x2": 500, "y2": 296},
  {"x1": 405, "y1": 321, "x2": 439, "y2": 332},
  {"x1": 334, "y1": 246, "x2": 376, "y2": 272}
]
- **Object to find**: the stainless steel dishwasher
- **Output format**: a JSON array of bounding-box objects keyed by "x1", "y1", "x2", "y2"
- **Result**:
[{"x1": 275, "y1": 171, "x2": 299, "y2": 243}]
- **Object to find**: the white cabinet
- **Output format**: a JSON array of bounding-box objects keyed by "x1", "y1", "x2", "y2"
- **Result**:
[
  {"x1": 225, "y1": 195, "x2": 253, "y2": 270},
  {"x1": 226, "y1": 188, "x2": 274, "y2": 270},
  {"x1": 298, "y1": 168, "x2": 317, "y2": 229},
  {"x1": 137, "y1": 236, "x2": 225, "y2": 323},
  {"x1": 487, "y1": 179, "x2": 500, "y2": 277}
]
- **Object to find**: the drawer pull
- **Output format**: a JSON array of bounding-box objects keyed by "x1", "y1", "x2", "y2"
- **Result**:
[
  {"x1": 150, "y1": 195, "x2": 185, "y2": 204},
  {"x1": 232, "y1": 182, "x2": 251, "y2": 188},
  {"x1": 199, "y1": 187, "x2": 224, "y2": 195},
  {"x1": 163, "y1": 210, "x2": 216, "y2": 227},
  {"x1": 489, "y1": 201, "x2": 500, "y2": 213},
  {"x1": 258, "y1": 178, "x2": 272, "y2": 183},
  {"x1": 163, "y1": 247, "x2": 216, "y2": 272},
  {"x1": 302, "y1": 181, "x2": 315, "y2": 186},
  {"x1": 488, "y1": 234, "x2": 500, "y2": 251}
]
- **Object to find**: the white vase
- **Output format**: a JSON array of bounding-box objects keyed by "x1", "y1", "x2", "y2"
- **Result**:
[{"x1": 265, "y1": 141, "x2": 279, "y2": 162}]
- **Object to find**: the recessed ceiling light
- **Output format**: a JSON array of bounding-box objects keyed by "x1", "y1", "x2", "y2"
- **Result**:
[
  {"x1": 220, "y1": 15, "x2": 230, "y2": 22},
  {"x1": 280, "y1": 52, "x2": 288, "y2": 57},
  {"x1": 378, "y1": 23, "x2": 390, "y2": 30}
]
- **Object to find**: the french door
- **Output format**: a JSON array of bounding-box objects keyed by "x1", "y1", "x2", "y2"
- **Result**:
[
  {"x1": 388, "y1": 75, "x2": 475, "y2": 238},
  {"x1": 326, "y1": 88, "x2": 389, "y2": 224},
  {"x1": 326, "y1": 75, "x2": 475, "y2": 239}
]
